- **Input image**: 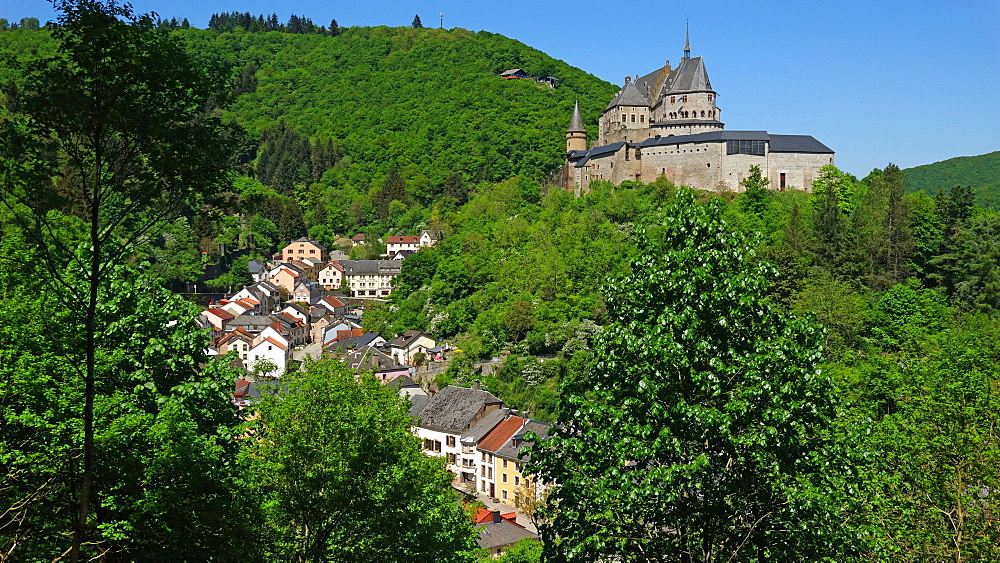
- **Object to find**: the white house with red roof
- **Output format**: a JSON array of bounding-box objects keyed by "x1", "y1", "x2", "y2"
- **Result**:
[
  {"x1": 248, "y1": 336, "x2": 289, "y2": 377},
  {"x1": 201, "y1": 308, "x2": 234, "y2": 332},
  {"x1": 386, "y1": 236, "x2": 419, "y2": 255}
]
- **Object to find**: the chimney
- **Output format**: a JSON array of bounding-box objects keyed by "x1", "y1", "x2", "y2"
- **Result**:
[
  {"x1": 472, "y1": 380, "x2": 480, "y2": 391},
  {"x1": 492, "y1": 511, "x2": 501, "y2": 524}
]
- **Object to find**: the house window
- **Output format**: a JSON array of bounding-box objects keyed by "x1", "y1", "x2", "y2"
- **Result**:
[
  {"x1": 482, "y1": 481, "x2": 487, "y2": 492},
  {"x1": 481, "y1": 452, "x2": 486, "y2": 462},
  {"x1": 502, "y1": 473, "x2": 508, "y2": 483},
  {"x1": 502, "y1": 459, "x2": 508, "y2": 469},
  {"x1": 447, "y1": 453, "x2": 457, "y2": 465},
  {"x1": 242, "y1": 344, "x2": 247, "y2": 351},
  {"x1": 309, "y1": 249, "x2": 315, "y2": 254},
  {"x1": 434, "y1": 440, "x2": 441, "y2": 452},
  {"x1": 514, "y1": 476, "x2": 520, "y2": 486},
  {"x1": 446, "y1": 436, "x2": 456, "y2": 447},
  {"x1": 488, "y1": 467, "x2": 493, "y2": 479},
  {"x1": 502, "y1": 490, "x2": 508, "y2": 501},
  {"x1": 481, "y1": 466, "x2": 486, "y2": 477}
]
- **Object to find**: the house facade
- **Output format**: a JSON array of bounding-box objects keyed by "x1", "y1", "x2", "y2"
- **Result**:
[{"x1": 282, "y1": 237, "x2": 326, "y2": 263}]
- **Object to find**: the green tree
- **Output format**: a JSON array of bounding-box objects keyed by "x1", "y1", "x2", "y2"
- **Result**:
[
  {"x1": 529, "y1": 189, "x2": 852, "y2": 561},
  {"x1": 412, "y1": 14, "x2": 423, "y2": 28},
  {"x1": 239, "y1": 359, "x2": 477, "y2": 561},
  {"x1": 0, "y1": 1, "x2": 235, "y2": 558},
  {"x1": 738, "y1": 164, "x2": 771, "y2": 217}
]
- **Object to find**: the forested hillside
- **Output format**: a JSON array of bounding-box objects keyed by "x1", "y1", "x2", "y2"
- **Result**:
[{"x1": 905, "y1": 151, "x2": 1000, "y2": 207}]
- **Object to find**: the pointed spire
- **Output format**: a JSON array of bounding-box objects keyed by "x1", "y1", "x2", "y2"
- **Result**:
[
  {"x1": 567, "y1": 100, "x2": 586, "y2": 134},
  {"x1": 683, "y1": 20, "x2": 691, "y2": 61}
]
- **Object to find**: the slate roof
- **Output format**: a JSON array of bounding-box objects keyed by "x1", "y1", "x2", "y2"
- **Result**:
[
  {"x1": 496, "y1": 420, "x2": 552, "y2": 463},
  {"x1": 461, "y1": 408, "x2": 510, "y2": 444},
  {"x1": 408, "y1": 393, "x2": 429, "y2": 421},
  {"x1": 416, "y1": 385, "x2": 503, "y2": 434},
  {"x1": 660, "y1": 56, "x2": 712, "y2": 94},
  {"x1": 476, "y1": 521, "x2": 538, "y2": 550},
  {"x1": 345, "y1": 346, "x2": 397, "y2": 370},
  {"x1": 340, "y1": 260, "x2": 401, "y2": 275},
  {"x1": 769, "y1": 134, "x2": 834, "y2": 153},
  {"x1": 574, "y1": 141, "x2": 626, "y2": 168},
  {"x1": 327, "y1": 332, "x2": 382, "y2": 352},
  {"x1": 247, "y1": 260, "x2": 267, "y2": 274},
  {"x1": 606, "y1": 79, "x2": 649, "y2": 110},
  {"x1": 388, "y1": 330, "x2": 431, "y2": 349},
  {"x1": 289, "y1": 236, "x2": 326, "y2": 250},
  {"x1": 566, "y1": 100, "x2": 586, "y2": 134}
]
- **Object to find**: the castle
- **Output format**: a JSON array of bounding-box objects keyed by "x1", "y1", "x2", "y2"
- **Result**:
[{"x1": 565, "y1": 30, "x2": 833, "y2": 194}]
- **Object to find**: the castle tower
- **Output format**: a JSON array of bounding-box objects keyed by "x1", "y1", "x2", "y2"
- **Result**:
[{"x1": 566, "y1": 100, "x2": 587, "y2": 152}]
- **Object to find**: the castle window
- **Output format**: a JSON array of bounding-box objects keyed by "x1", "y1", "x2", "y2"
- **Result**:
[
  {"x1": 780, "y1": 173, "x2": 786, "y2": 190},
  {"x1": 708, "y1": 94, "x2": 714, "y2": 101},
  {"x1": 671, "y1": 96, "x2": 676, "y2": 103},
  {"x1": 726, "y1": 140, "x2": 766, "y2": 156},
  {"x1": 701, "y1": 111, "x2": 705, "y2": 117},
  {"x1": 630, "y1": 114, "x2": 635, "y2": 123},
  {"x1": 640, "y1": 115, "x2": 645, "y2": 123}
]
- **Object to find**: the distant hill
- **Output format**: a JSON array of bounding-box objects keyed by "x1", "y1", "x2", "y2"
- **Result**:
[
  {"x1": 0, "y1": 26, "x2": 616, "y2": 188},
  {"x1": 904, "y1": 151, "x2": 1000, "y2": 208},
  {"x1": 179, "y1": 26, "x2": 616, "y2": 186}
]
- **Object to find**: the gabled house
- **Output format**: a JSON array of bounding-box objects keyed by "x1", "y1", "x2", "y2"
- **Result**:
[
  {"x1": 387, "y1": 330, "x2": 436, "y2": 365},
  {"x1": 201, "y1": 308, "x2": 234, "y2": 332},
  {"x1": 247, "y1": 336, "x2": 289, "y2": 377},
  {"x1": 247, "y1": 260, "x2": 268, "y2": 283},
  {"x1": 458, "y1": 408, "x2": 511, "y2": 489},
  {"x1": 215, "y1": 327, "x2": 255, "y2": 363},
  {"x1": 282, "y1": 237, "x2": 326, "y2": 263},
  {"x1": 419, "y1": 229, "x2": 439, "y2": 247},
  {"x1": 386, "y1": 235, "x2": 419, "y2": 255},
  {"x1": 325, "y1": 331, "x2": 386, "y2": 354},
  {"x1": 494, "y1": 419, "x2": 553, "y2": 511},
  {"x1": 475, "y1": 515, "x2": 538, "y2": 557},
  {"x1": 292, "y1": 279, "x2": 321, "y2": 305},
  {"x1": 317, "y1": 296, "x2": 349, "y2": 316},
  {"x1": 339, "y1": 260, "x2": 401, "y2": 298},
  {"x1": 269, "y1": 263, "x2": 303, "y2": 295},
  {"x1": 475, "y1": 414, "x2": 529, "y2": 499},
  {"x1": 391, "y1": 249, "x2": 415, "y2": 260},
  {"x1": 318, "y1": 261, "x2": 345, "y2": 290},
  {"x1": 414, "y1": 385, "x2": 504, "y2": 479},
  {"x1": 351, "y1": 233, "x2": 367, "y2": 246}
]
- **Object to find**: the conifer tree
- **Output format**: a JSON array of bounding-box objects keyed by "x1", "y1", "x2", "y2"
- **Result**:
[{"x1": 412, "y1": 14, "x2": 423, "y2": 28}]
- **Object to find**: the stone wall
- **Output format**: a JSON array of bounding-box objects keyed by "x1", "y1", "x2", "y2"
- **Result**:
[{"x1": 766, "y1": 152, "x2": 834, "y2": 192}]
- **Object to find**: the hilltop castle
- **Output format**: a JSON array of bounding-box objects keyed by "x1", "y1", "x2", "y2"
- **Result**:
[{"x1": 565, "y1": 30, "x2": 833, "y2": 194}]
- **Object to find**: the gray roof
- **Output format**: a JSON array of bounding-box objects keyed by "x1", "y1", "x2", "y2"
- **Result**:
[
  {"x1": 328, "y1": 332, "x2": 382, "y2": 352},
  {"x1": 461, "y1": 408, "x2": 510, "y2": 444},
  {"x1": 408, "y1": 393, "x2": 429, "y2": 421},
  {"x1": 388, "y1": 329, "x2": 430, "y2": 349},
  {"x1": 495, "y1": 420, "x2": 552, "y2": 463},
  {"x1": 345, "y1": 346, "x2": 398, "y2": 370},
  {"x1": 566, "y1": 100, "x2": 586, "y2": 134},
  {"x1": 290, "y1": 237, "x2": 326, "y2": 250},
  {"x1": 769, "y1": 134, "x2": 834, "y2": 153},
  {"x1": 636, "y1": 130, "x2": 833, "y2": 154},
  {"x1": 416, "y1": 385, "x2": 503, "y2": 434},
  {"x1": 340, "y1": 260, "x2": 401, "y2": 275},
  {"x1": 574, "y1": 141, "x2": 625, "y2": 168},
  {"x1": 660, "y1": 56, "x2": 712, "y2": 95},
  {"x1": 227, "y1": 314, "x2": 275, "y2": 331},
  {"x1": 248, "y1": 260, "x2": 267, "y2": 274},
  {"x1": 606, "y1": 79, "x2": 650, "y2": 110},
  {"x1": 476, "y1": 521, "x2": 538, "y2": 549}
]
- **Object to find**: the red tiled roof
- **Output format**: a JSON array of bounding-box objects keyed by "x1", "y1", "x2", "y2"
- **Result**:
[
  {"x1": 477, "y1": 416, "x2": 527, "y2": 454},
  {"x1": 260, "y1": 336, "x2": 288, "y2": 351},
  {"x1": 386, "y1": 236, "x2": 419, "y2": 243},
  {"x1": 322, "y1": 296, "x2": 346, "y2": 308},
  {"x1": 336, "y1": 328, "x2": 364, "y2": 341},
  {"x1": 205, "y1": 308, "x2": 234, "y2": 320}
]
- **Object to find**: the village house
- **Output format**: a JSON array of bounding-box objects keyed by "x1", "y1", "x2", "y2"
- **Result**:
[
  {"x1": 419, "y1": 229, "x2": 439, "y2": 247},
  {"x1": 247, "y1": 336, "x2": 289, "y2": 377},
  {"x1": 269, "y1": 263, "x2": 303, "y2": 296},
  {"x1": 317, "y1": 296, "x2": 349, "y2": 316},
  {"x1": 281, "y1": 237, "x2": 326, "y2": 262},
  {"x1": 317, "y1": 261, "x2": 345, "y2": 290},
  {"x1": 475, "y1": 414, "x2": 529, "y2": 499},
  {"x1": 387, "y1": 330, "x2": 436, "y2": 365},
  {"x1": 386, "y1": 235, "x2": 419, "y2": 255},
  {"x1": 340, "y1": 260, "x2": 401, "y2": 298},
  {"x1": 413, "y1": 384, "x2": 505, "y2": 480},
  {"x1": 457, "y1": 409, "x2": 512, "y2": 490},
  {"x1": 215, "y1": 327, "x2": 255, "y2": 363},
  {"x1": 472, "y1": 508, "x2": 538, "y2": 557},
  {"x1": 292, "y1": 279, "x2": 322, "y2": 305},
  {"x1": 494, "y1": 419, "x2": 552, "y2": 510}
]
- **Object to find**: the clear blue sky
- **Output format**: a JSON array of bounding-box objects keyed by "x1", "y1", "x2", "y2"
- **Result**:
[{"x1": 6, "y1": 0, "x2": 999, "y2": 178}]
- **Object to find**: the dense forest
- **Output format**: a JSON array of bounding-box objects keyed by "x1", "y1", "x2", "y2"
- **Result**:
[
  {"x1": 905, "y1": 151, "x2": 1000, "y2": 208},
  {"x1": 3, "y1": 2, "x2": 1000, "y2": 561}
]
